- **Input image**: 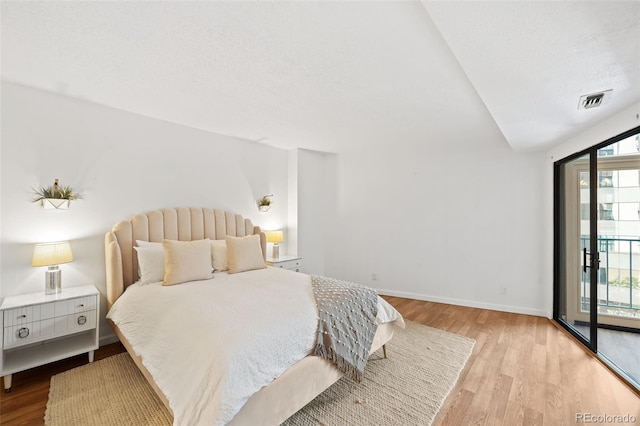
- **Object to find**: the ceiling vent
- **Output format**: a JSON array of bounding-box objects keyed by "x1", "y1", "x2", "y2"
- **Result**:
[{"x1": 578, "y1": 90, "x2": 612, "y2": 110}]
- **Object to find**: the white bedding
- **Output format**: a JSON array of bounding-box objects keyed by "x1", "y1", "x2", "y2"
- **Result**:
[{"x1": 107, "y1": 267, "x2": 403, "y2": 426}]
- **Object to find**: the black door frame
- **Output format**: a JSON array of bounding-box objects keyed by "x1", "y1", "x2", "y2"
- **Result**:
[{"x1": 553, "y1": 125, "x2": 640, "y2": 388}]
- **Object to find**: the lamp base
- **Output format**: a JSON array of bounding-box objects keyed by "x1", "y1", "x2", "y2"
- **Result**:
[
  {"x1": 45, "y1": 266, "x2": 62, "y2": 295},
  {"x1": 272, "y1": 243, "x2": 280, "y2": 259}
]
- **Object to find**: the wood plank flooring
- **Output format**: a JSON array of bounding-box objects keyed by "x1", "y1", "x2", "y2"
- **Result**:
[
  {"x1": 1, "y1": 297, "x2": 638, "y2": 425},
  {"x1": 381, "y1": 297, "x2": 640, "y2": 425}
]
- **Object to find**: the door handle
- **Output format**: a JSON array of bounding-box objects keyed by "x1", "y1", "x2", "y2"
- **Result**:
[{"x1": 583, "y1": 248, "x2": 600, "y2": 273}]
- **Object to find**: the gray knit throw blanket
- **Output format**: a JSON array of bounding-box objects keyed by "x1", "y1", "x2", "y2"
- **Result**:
[{"x1": 310, "y1": 275, "x2": 379, "y2": 383}]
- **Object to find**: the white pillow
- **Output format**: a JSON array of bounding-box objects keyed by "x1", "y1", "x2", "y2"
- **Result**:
[
  {"x1": 211, "y1": 239, "x2": 228, "y2": 272},
  {"x1": 136, "y1": 240, "x2": 161, "y2": 247},
  {"x1": 162, "y1": 239, "x2": 213, "y2": 286},
  {"x1": 225, "y1": 235, "x2": 266, "y2": 274},
  {"x1": 135, "y1": 240, "x2": 162, "y2": 277},
  {"x1": 134, "y1": 245, "x2": 165, "y2": 285}
]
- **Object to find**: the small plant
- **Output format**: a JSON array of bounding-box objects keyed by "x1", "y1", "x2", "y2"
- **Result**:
[
  {"x1": 257, "y1": 195, "x2": 273, "y2": 212},
  {"x1": 609, "y1": 276, "x2": 640, "y2": 290},
  {"x1": 258, "y1": 196, "x2": 272, "y2": 207},
  {"x1": 32, "y1": 179, "x2": 82, "y2": 207}
]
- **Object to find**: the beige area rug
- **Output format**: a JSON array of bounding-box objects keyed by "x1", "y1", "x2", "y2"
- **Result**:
[
  {"x1": 44, "y1": 350, "x2": 172, "y2": 426},
  {"x1": 45, "y1": 321, "x2": 474, "y2": 426}
]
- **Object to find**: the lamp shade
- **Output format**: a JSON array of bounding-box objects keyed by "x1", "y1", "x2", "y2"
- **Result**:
[
  {"x1": 32, "y1": 241, "x2": 73, "y2": 267},
  {"x1": 265, "y1": 230, "x2": 284, "y2": 244}
]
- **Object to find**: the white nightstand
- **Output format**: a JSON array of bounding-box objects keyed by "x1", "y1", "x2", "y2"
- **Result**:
[
  {"x1": 266, "y1": 255, "x2": 303, "y2": 272},
  {"x1": 0, "y1": 285, "x2": 99, "y2": 391}
]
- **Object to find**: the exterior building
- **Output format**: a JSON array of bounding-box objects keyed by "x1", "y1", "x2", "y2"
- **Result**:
[{"x1": 580, "y1": 134, "x2": 640, "y2": 318}]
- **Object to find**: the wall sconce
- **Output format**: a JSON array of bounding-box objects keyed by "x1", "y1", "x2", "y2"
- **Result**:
[
  {"x1": 257, "y1": 194, "x2": 273, "y2": 212},
  {"x1": 31, "y1": 178, "x2": 82, "y2": 209},
  {"x1": 32, "y1": 241, "x2": 73, "y2": 294},
  {"x1": 265, "y1": 230, "x2": 284, "y2": 259}
]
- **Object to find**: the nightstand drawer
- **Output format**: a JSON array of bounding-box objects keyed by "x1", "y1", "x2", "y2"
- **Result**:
[
  {"x1": 68, "y1": 296, "x2": 97, "y2": 314},
  {"x1": 273, "y1": 258, "x2": 302, "y2": 271},
  {"x1": 3, "y1": 303, "x2": 57, "y2": 326},
  {"x1": 4, "y1": 309, "x2": 96, "y2": 349},
  {"x1": 4, "y1": 322, "x2": 42, "y2": 348},
  {"x1": 68, "y1": 310, "x2": 96, "y2": 332},
  {"x1": 3, "y1": 306, "x2": 37, "y2": 326}
]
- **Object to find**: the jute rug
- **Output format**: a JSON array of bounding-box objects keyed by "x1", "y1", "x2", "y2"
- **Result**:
[{"x1": 45, "y1": 321, "x2": 475, "y2": 426}]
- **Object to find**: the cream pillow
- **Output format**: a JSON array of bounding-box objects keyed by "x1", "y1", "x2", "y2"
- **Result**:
[
  {"x1": 211, "y1": 239, "x2": 228, "y2": 272},
  {"x1": 162, "y1": 239, "x2": 213, "y2": 286},
  {"x1": 225, "y1": 235, "x2": 266, "y2": 274},
  {"x1": 134, "y1": 245, "x2": 165, "y2": 285}
]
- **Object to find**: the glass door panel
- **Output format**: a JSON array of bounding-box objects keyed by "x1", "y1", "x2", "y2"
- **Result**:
[
  {"x1": 596, "y1": 138, "x2": 640, "y2": 386},
  {"x1": 594, "y1": 140, "x2": 640, "y2": 325},
  {"x1": 557, "y1": 153, "x2": 593, "y2": 346}
]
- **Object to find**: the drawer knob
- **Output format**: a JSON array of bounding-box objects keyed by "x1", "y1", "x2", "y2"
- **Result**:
[
  {"x1": 17, "y1": 327, "x2": 30, "y2": 339},
  {"x1": 18, "y1": 315, "x2": 27, "y2": 319},
  {"x1": 78, "y1": 304, "x2": 84, "y2": 308},
  {"x1": 77, "y1": 315, "x2": 87, "y2": 325}
]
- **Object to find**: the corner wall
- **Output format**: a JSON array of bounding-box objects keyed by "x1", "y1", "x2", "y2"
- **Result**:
[
  {"x1": 286, "y1": 148, "x2": 337, "y2": 275},
  {"x1": 324, "y1": 130, "x2": 548, "y2": 317}
]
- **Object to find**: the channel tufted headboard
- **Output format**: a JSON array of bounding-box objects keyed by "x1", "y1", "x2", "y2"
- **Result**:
[{"x1": 105, "y1": 207, "x2": 266, "y2": 308}]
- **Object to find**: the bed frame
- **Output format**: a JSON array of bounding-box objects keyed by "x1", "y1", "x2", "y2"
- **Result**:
[{"x1": 105, "y1": 207, "x2": 395, "y2": 425}]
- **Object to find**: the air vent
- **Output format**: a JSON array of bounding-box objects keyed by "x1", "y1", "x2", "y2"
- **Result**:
[{"x1": 578, "y1": 90, "x2": 612, "y2": 110}]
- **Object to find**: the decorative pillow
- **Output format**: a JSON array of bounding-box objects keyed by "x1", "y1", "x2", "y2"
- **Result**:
[
  {"x1": 225, "y1": 234, "x2": 266, "y2": 274},
  {"x1": 211, "y1": 239, "x2": 228, "y2": 272},
  {"x1": 162, "y1": 239, "x2": 213, "y2": 286},
  {"x1": 134, "y1": 245, "x2": 165, "y2": 285}
]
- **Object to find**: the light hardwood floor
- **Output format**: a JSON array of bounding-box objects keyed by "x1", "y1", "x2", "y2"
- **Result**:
[
  {"x1": 382, "y1": 296, "x2": 640, "y2": 425},
  {"x1": 1, "y1": 297, "x2": 638, "y2": 425}
]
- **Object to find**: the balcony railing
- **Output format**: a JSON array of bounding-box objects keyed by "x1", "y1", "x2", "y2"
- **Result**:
[{"x1": 580, "y1": 237, "x2": 640, "y2": 318}]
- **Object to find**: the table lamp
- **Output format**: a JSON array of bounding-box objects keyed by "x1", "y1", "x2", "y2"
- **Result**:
[
  {"x1": 265, "y1": 230, "x2": 284, "y2": 259},
  {"x1": 32, "y1": 241, "x2": 73, "y2": 294}
]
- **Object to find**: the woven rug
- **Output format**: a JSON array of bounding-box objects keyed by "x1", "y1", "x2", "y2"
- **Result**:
[{"x1": 45, "y1": 321, "x2": 474, "y2": 426}]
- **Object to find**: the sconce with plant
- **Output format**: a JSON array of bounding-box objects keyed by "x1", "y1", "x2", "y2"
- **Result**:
[
  {"x1": 32, "y1": 179, "x2": 82, "y2": 209},
  {"x1": 257, "y1": 194, "x2": 273, "y2": 212}
]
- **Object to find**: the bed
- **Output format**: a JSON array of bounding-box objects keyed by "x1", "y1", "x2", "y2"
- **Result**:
[{"x1": 104, "y1": 207, "x2": 404, "y2": 425}]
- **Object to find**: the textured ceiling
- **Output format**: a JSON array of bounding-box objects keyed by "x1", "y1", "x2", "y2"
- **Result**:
[
  {"x1": 2, "y1": 1, "x2": 639, "y2": 152},
  {"x1": 423, "y1": 1, "x2": 640, "y2": 151}
]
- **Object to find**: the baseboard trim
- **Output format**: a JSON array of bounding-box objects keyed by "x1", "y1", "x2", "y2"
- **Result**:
[
  {"x1": 99, "y1": 333, "x2": 119, "y2": 347},
  {"x1": 376, "y1": 288, "x2": 549, "y2": 318}
]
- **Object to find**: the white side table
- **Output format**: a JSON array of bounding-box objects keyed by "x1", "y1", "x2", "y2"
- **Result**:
[
  {"x1": 0, "y1": 285, "x2": 99, "y2": 391},
  {"x1": 266, "y1": 255, "x2": 303, "y2": 272}
]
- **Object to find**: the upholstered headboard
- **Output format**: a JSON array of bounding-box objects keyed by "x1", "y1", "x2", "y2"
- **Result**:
[{"x1": 105, "y1": 207, "x2": 266, "y2": 308}]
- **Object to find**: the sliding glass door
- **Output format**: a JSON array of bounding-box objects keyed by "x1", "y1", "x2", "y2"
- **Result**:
[
  {"x1": 556, "y1": 152, "x2": 595, "y2": 348},
  {"x1": 554, "y1": 126, "x2": 640, "y2": 389}
]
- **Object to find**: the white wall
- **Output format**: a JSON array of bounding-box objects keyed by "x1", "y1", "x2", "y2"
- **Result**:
[
  {"x1": 0, "y1": 82, "x2": 289, "y2": 341},
  {"x1": 323, "y1": 124, "x2": 548, "y2": 317},
  {"x1": 292, "y1": 149, "x2": 337, "y2": 275},
  {"x1": 286, "y1": 150, "x2": 299, "y2": 257}
]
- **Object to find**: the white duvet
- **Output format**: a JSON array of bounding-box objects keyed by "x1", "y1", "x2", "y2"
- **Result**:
[{"x1": 107, "y1": 267, "x2": 403, "y2": 426}]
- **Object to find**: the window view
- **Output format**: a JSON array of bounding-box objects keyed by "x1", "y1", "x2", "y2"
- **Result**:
[{"x1": 578, "y1": 135, "x2": 640, "y2": 320}]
